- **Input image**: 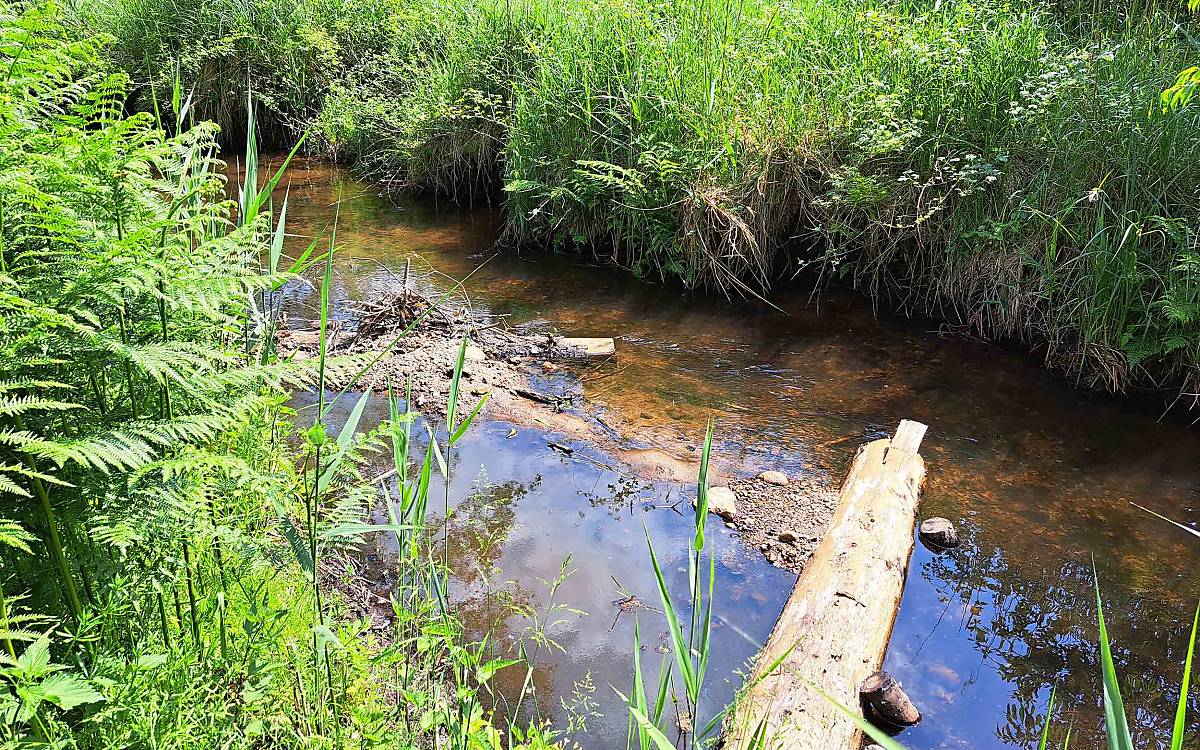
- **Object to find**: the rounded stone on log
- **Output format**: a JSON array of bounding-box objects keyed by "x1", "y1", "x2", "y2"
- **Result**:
[
  {"x1": 859, "y1": 671, "x2": 920, "y2": 727},
  {"x1": 918, "y1": 517, "x2": 959, "y2": 550},
  {"x1": 758, "y1": 470, "x2": 789, "y2": 486}
]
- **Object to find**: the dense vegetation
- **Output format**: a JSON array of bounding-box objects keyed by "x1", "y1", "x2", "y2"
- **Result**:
[
  {"x1": 74, "y1": 0, "x2": 1200, "y2": 399},
  {"x1": 0, "y1": 5, "x2": 552, "y2": 747},
  {"x1": 3, "y1": 1, "x2": 1200, "y2": 749}
]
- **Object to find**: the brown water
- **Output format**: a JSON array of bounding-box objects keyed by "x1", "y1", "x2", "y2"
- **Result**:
[{"x1": 271, "y1": 158, "x2": 1200, "y2": 750}]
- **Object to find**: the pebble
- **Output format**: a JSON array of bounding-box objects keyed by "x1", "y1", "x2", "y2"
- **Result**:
[
  {"x1": 464, "y1": 344, "x2": 486, "y2": 362},
  {"x1": 694, "y1": 486, "x2": 738, "y2": 521},
  {"x1": 778, "y1": 530, "x2": 798, "y2": 544},
  {"x1": 541, "y1": 361, "x2": 559, "y2": 373},
  {"x1": 759, "y1": 470, "x2": 789, "y2": 486}
]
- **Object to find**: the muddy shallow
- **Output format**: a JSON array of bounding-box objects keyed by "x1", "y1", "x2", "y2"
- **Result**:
[{"x1": 267, "y1": 158, "x2": 1200, "y2": 750}]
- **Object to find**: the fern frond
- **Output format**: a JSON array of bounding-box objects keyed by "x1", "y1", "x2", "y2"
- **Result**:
[
  {"x1": 0, "y1": 517, "x2": 36, "y2": 554},
  {"x1": 0, "y1": 394, "x2": 83, "y2": 417}
]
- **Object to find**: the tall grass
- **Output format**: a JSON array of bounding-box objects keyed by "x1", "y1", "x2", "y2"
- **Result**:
[
  {"x1": 68, "y1": 0, "x2": 1200, "y2": 396},
  {"x1": 304, "y1": 0, "x2": 1200, "y2": 396}
]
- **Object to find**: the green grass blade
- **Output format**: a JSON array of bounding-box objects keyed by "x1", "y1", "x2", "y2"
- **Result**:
[
  {"x1": 643, "y1": 527, "x2": 697, "y2": 696},
  {"x1": 809, "y1": 681, "x2": 911, "y2": 750},
  {"x1": 1038, "y1": 686, "x2": 1056, "y2": 750},
  {"x1": 614, "y1": 687, "x2": 678, "y2": 750},
  {"x1": 693, "y1": 420, "x2": 714, "y2": 552},
  {"x1": 269, "y1": 191, "x2": 289, "y2": 276},
  {"x1": 316, "y1": 218, "x2": 336, "y2": 420},
  {"x1": 1093, "y1": 568, "x2": 1134, "y2": 750},
  {"x1": 449, "y1": 392, "x2": 490, "y2": 445},
  {"x1": 317, "y1": 387, "x2": 372, "y2": 497},
  {"x1": 630, "y1": 618, "x2": 650, "y2": 750},
  {"x1": 447, "y1": 334, "x2": 468, "y2": 432},
  {"x1": 1170, "y1": 603, "x2": 1199, "y2": 750}
]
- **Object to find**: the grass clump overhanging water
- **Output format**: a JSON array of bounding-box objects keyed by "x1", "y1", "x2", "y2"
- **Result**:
[
  {"x1": 313, "y1": 0, "x2": 1200, "y2": 397},
  {"x1": 69, "y1": 0, "x2": 1200, "y2": 398},
  {"x1": 0, "y1": 5, "x2": 558, "y2": 748}
]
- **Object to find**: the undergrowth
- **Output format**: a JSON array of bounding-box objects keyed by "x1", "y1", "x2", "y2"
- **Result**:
[{"x1": 0, "y1": 4, "x2": 553, "y2": 747}]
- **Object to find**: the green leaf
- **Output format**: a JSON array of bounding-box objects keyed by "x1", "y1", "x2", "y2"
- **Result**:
[
  {"x1": 693, "y1": 420, "x2": 714, "y2": 552},
  {"x1": 808, "y1": 681, "x2": 912, "y2": 750},
  {"x1": 447, "y1": 334, "x2": 468, "y2": 432},
  {"x1": 39, "y1": 673, "x2": 104, "y2": 710},
  {"x1": 268, "y1": 192, "x2": 289, "y2": 276},
  {"x1": 1038, "y1": 686, "x2": 1056, "y2": 750},
  {"x1": 1094, "y1": 568, "x2": 1134, "y2": 750},
  {"x1": 1171, "y1": 604, "x2": 1199, "y2": 750},
  {"x1": 449, "y1": 392, "x2": 490, "y2": 445},
  {"x1": 614, "y1": 686, "x2": 678, "y2": 750},
  {"x1": 476, "y1": 658, "x2": 520, "y2": 685},
  {"x1": 273, "y1": 500, "x2": 314, "y2": 576},
  {"x1": 643, "y1": 528, "x2": 696, "y2": 696},
  {"x1": 317, "y1": 387, "x2": 372, "y2": 497}
]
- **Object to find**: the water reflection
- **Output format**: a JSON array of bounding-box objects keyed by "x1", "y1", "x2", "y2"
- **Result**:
[
  {"x1": 299, "y1": 387, "x2": 792, "y2": 749},
  {"x1": 266, "y1": 157, "x2": 1200, "y2": 749}
]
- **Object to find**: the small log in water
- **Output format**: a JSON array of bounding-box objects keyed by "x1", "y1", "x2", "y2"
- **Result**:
[
  {"x1": 860, "y1": 670, "x2": 921, "y2": 726},
  {"x1": 724, "y1": 420, "x2": 927, "y2": 750}
]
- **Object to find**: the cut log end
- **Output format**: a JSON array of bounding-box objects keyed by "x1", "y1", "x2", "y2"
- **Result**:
[
  {"x1": 859, "y1": 671, "x2": 921, "y2": 728},
  {"x1": 890, "y1": 419, "x2": 928, "y2": 455}
]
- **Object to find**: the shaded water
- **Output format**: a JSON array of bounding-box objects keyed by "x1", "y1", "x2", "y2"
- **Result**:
[{"x1": 272, "y1": 158, "x2": 1200, "y2": 749}]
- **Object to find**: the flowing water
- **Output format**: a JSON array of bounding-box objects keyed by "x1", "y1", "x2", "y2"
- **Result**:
[{"x1": 270, "y1": 158, "x2": 1200, "y2": 750}]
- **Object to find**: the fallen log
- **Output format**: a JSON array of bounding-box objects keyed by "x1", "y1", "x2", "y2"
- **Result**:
[{"x1": 724, "y1": 420, "x2": 928, "y2": 750}]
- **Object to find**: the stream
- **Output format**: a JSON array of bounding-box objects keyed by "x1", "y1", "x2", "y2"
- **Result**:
[{"x1": 270, "y1": 158, "x2": 1200, "y2": 750}]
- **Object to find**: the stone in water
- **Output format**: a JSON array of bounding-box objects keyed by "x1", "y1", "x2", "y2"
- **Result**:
[
  {"x1": 693, "y1": 486, "x2": 737, "y2": 522},
  {"x1": 918, "y1": 517, "x2": 959, "y2": 550},
  {"x1": 759, "y1": 470, "x2": 789, "y2": 486}
]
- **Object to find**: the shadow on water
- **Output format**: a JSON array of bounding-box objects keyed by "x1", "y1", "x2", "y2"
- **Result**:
[{"x1": 267, "y1": 158, "x2": 1200, "y2": 750}]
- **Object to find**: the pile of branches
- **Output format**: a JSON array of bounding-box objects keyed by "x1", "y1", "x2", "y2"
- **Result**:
[{"x1": 350, "y1": 290, "x2": 430, "y2": 339}]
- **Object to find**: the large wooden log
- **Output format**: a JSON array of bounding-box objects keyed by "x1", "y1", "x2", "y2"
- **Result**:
[{"x1": 724, "y1": 420, "x2": 928, "y2": 749}]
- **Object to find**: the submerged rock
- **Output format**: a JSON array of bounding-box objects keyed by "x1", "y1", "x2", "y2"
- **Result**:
[{"x1": 759, "y1": 470, "x2": 789, "y2": 486}]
